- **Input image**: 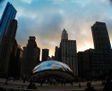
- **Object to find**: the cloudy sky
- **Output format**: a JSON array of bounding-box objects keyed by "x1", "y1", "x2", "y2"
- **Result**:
[{"x1": 0, "y1": 0, "x2": 112, "y2": 56}]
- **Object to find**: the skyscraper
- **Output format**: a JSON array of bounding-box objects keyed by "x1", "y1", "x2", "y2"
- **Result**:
[
  {"x1": 42, "y1": 49, "x2": 49, "y2": 61},
  {"x1": 0, "y1": 19, "x2": 18, "y2": 77},
  {"x1": 8, "y1": 40, "x2": 22, "y2": 79},
  {"x1": 91, "y1": 22, "x2": 111, "y2": 51},
  {"x1": 58, "y1": 29, "x2": 78, "y2": 76},
  {"x1": 77, "y1": 21, "x2": 112, "y2": 79},
  {"x1": 21, "y1": 36, "x2": 40, "y2": 78},
  {"x1": 0, "y1": 2, "x2": 17, "y2": 43},
  {"x1": 61, "y1": 29, "x2": 68, "y2": 40},
  {"x1": 55, "y1": 46, "x2": 61, "y2": 61}
]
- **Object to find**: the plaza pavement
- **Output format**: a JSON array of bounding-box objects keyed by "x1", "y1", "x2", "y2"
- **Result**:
[{"x1": 0, "y1": 78, "x2": 104, "y2": 91}]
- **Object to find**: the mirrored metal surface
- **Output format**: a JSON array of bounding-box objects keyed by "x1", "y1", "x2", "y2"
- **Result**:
[
  {"x1": 32, "y1": 60, "x2": 74, "y2": 82},
  {"x1": 33, "y1": 60, "x2": 73, "y2": 74}
]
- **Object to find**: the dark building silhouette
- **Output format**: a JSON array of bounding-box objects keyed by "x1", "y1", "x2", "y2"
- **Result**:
[
  {"x1": 8, "y1": 40, "x2": 23, "y2": 79},
  {"x1": 78, "y1": 22, "x2": 112, "y2": 80},
  {"x1": 61, "y1": 29, "x2": 68, "y2": 40},
  {"x1": 78, "y1": 49, "x2": 92, "y2": 79},
  {"x1": 0, "y1": 2, "x2": 17, "y2": 43},
  {"x1": 15, "y1": 46, "x2": 23, "y2": 79},
  {"x1": 55, "y1": 46, "x2": 61, "y2": 61},
  {"x1": 91, "y1": 22, "x2": 111, "y2": 51},
  {"x1": 78, "y1": 49, "x2": 112, "y2": 80},
  {"x1": 55, "y1": 29, "x2": 78, "y2": 76},
  {"x1": 42, "y1": 49, "x2": 49, "y2": 61},
  {"x1": 0, "y1": 19, "x2": 18, "y2": 77},
  {"x1": 21, "y1": 36, "x2": 40, "y2": 78}
]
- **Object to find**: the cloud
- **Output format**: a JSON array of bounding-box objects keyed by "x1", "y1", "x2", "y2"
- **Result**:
[
  {"x1": 0, "y1": 0, "x2": 6, "y2": 18},
  {"x1": 59, "y1": 0, "x2": 112, "y2": 51},
  {"x1": 110, "y1": 0, "x2": 112, "y2": 2},
  {"x1": 0, "y1": 0, "x2": 5, "y2": 6},
  {"x1": 21, "y1": 0, "x2": 32, "y2": 4},
  {"x1": 16, "y1": 7, "x2": 37, "y2": 19},
  {"x1": 16, "y1": 11, "x2": 64, "y2": 56}
]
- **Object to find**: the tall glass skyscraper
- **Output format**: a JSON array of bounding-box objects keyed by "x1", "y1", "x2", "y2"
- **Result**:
[{"x1": 0, "y1": 2, "x2": 17, "y2": 43}]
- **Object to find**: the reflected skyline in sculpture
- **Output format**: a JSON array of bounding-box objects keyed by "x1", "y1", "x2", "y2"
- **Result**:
[
  {"x1": 33, "y1": 60, "x2": 73, "y2": 74},
  {"x1": 32, "y1": 60, "x2": 74, "y2": 82}
]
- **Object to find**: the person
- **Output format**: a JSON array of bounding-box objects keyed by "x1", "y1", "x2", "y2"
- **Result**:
[
  {"x1": 103, "y1": 78, "x2": 112, "y2": 91},
  {"x1": 40, "y1": 81, "x2": 43, "y2": 86},
  {"x1": 79, "y1": 83, "x2": 81, "y2": 88},
  {"x1": 23, "y1": 75, "x2": 26, "y2": 83},
  {"x1": 84, "y1": 82, "x2": 96, "y2": 91},
  {"x1": 63, "y1": 79, "x2": 66, "y2": 86}
]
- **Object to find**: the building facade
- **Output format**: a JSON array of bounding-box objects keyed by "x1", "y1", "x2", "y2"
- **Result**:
[
  {"x1": 0, "y1": 2, "x2": 17, "y2": 77},
  {"x1": 8, "y1": 40, "x2": 23, "y2": 79},
  {"x1": 0, "y1": 19, "x2": 18, "y2": 77},
  {"x1": 42, "y1": 49, "x2": 49, "y2": 61},
  {"x1": 21, "y1": 36, "x2": 40, "y2": 78},
  {"x1": 78, "y1": 22, "x2": 112, "y2": 80},
  {"x1": 91, "y1": 22, "x2": 111, "y2": 51},
  {"x1": 55, "y1": 29, "x2": 78, "y2": 76},
  {"x1": 55, "y1": 46, "x2": 61, "y2": 61},
  {"x1": 0, "y1": 2, "x2": 17, "y2": 43},
  {"x1": 78, "y1": 49, "x2": 112, "y2": 80}
]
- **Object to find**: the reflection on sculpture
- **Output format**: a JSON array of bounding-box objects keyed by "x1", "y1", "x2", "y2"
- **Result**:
[
  {"x1": 31, "y1": 60, "x2": 74, "y2": 83},
  {"x1": 33, "y1": 60, "x2": 72, "y2": 73}
]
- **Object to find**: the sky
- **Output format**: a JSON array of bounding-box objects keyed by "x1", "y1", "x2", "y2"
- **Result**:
[{"x1": 0, "y1": 0, "x2": 112, "y2": 56}]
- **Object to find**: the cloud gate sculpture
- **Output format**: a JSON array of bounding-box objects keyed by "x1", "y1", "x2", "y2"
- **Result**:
[{"x1": 31, "y1": 60, "x2": 74, "y2": 83}]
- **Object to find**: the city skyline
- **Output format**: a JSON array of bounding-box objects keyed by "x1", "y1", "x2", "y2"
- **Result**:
[
  {"x1": 0, "y1": 1, "x2": 112, "y2": 84},
  {"x1": 0, "y1": 0, "x2": 112, "y2": 56}
]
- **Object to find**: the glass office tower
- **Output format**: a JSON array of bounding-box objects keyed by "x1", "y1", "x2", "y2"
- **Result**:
[{"x1": 0, "y1": 2, "x2": 17, "y2": 43}]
